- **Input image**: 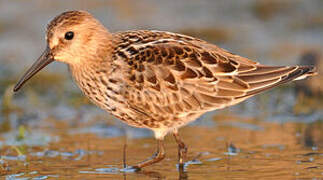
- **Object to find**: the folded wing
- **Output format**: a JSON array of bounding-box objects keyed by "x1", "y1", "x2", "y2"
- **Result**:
[{"x1": 112, "y1": 30, "x2": 316, "y2": 124}]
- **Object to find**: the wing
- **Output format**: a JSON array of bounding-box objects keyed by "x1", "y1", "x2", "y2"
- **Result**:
[{"x1": 111, "y1": 30, "x2": 316, "y2": 126}]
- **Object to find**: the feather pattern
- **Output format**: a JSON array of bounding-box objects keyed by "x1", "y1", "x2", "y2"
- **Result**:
[{"x1": 97, "y1": 30, "x2": 317, "y2": 129}]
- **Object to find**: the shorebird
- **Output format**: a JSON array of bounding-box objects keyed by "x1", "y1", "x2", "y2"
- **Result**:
[{"x1": 13, "y1": 11, "x2": 316, "y2": 170}]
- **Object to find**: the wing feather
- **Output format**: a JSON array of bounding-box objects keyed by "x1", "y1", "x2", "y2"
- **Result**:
[{"x1": 112, "y1": 30, "x2": 316, "y2": 122}]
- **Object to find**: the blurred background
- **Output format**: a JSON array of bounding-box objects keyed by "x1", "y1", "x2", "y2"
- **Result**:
[{"x1": 0, "y1": 0, "x2": 322, "y2": 179}]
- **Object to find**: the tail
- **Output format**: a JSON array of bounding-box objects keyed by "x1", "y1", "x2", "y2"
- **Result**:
[
  {"x1": 293, "y1": 66, "x2": 317, "y2": 80},
  {"x1": 235, "y1": 65, "x2": 317, "y2": 99}
]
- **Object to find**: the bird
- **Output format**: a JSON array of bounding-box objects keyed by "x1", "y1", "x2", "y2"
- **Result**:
[{"x1": 13, "y1": 10, "x2": 316, "y2": 170}]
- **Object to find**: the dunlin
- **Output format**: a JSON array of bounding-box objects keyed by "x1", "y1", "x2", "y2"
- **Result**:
[{"x1": 13, "y1": 11, "x2": 316, "y2": 170}]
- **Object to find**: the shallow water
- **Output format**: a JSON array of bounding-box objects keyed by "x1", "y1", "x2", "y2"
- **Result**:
[{"x1": 1, "y1": 115, "x2": 323, "y2": 179}]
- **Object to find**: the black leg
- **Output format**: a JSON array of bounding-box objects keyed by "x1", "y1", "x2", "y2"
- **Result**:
[
  {"x1": 132, "y1": 139, "x2": 166, "y2": 170},
  {"x1": 173, "y1": 131, "x2": 187, "y2": 166}
]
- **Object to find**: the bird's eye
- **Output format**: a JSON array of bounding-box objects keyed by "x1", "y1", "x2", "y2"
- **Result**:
[{"x1": 64, "y1": 31, "x2": 74, "y2": 40}]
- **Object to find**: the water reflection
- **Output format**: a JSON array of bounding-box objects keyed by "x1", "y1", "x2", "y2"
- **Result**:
[{"x1": 1, "y1": 118, "x2": 322, "y2": 179}]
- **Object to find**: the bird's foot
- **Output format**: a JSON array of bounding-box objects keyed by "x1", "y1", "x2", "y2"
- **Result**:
[{"x1": 120, "y1": 165, "x2": 141, "y2": 172}]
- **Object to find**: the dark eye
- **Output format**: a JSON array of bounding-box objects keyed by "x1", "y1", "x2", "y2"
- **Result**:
[{"x1": 64, "y1": 31, "x2": 74, "y2": 40}]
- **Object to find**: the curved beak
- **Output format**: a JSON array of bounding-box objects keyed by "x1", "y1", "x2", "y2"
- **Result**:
[{"x1": 13, "y1": 46, "x2": 54, "y2": 92}]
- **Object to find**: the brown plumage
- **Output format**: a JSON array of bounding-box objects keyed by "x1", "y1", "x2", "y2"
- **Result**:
[{"x1": 13, "y1": 10, "x2": 316, "y2": 170}]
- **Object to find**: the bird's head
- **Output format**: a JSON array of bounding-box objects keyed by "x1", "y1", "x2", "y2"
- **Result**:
[{"x1": 13, "y1": 10, "x2": 112, "y2": 92}]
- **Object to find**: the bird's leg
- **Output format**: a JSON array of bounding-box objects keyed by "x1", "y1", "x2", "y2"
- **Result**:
[
  {"x1": 132, "y1": 139, "x2": 166, "y2": 170},
  {"x1": 173, "y1": 131, "x2": 187, "y2": 166}
]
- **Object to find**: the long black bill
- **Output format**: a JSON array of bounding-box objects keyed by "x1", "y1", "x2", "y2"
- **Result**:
[{"x1": 13, "y1": 46, "x2": 54, "y2": 92}]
